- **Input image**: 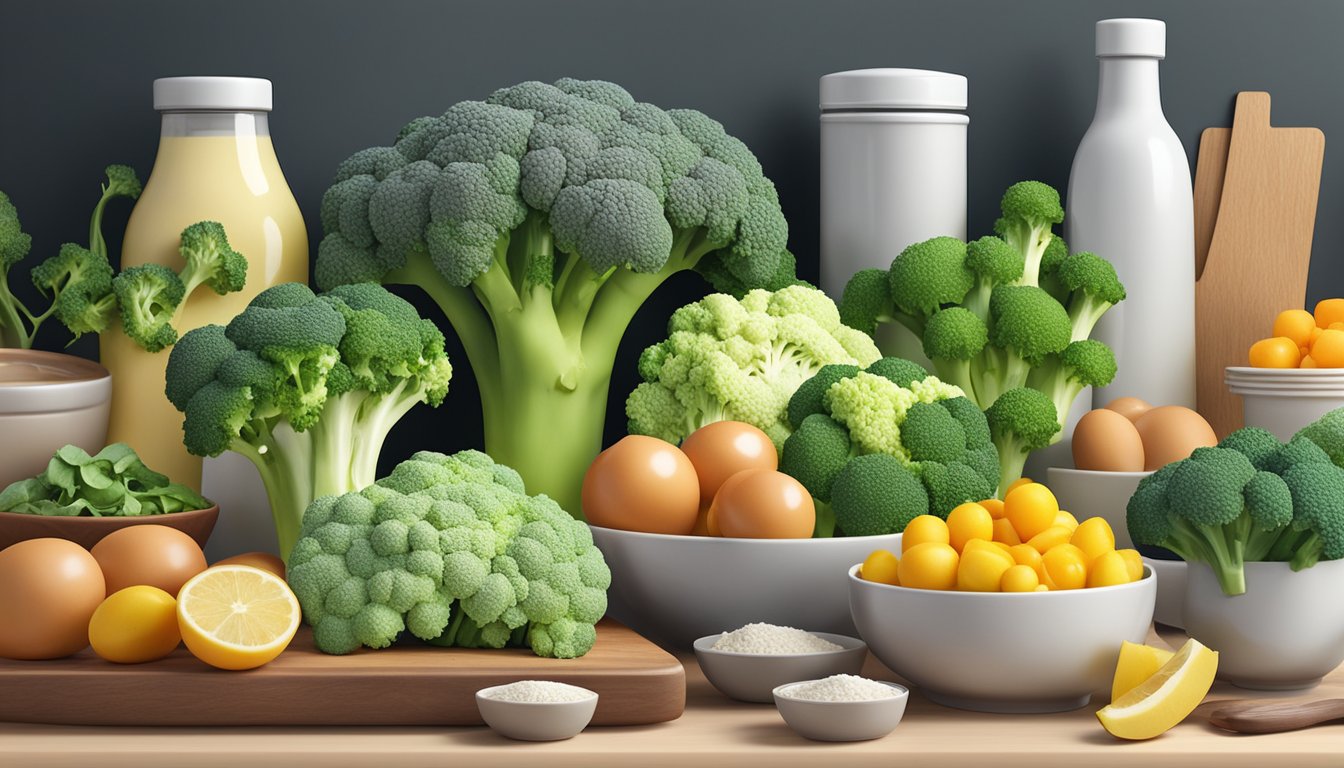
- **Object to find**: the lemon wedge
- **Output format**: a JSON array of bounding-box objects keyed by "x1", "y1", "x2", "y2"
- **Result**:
[
  {"x1": 1097, "y1": 638, "x2": 1218, "y2": 740},
  {"x1": 1112, "y1": 641, "x2": 1175, "y2": 702},
  {"x1": 177, "y1": 564, "x2": 300, "y2": 671}
]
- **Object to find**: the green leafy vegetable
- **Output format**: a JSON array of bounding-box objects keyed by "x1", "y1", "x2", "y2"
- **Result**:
[{"x1": 0, "y1": 443, "x2": 209, "y2": 517}]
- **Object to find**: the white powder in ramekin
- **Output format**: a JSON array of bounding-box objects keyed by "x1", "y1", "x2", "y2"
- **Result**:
[
  {"x1": 482, "y1": 680, "x2": 593, "y2": 703},
  {"x1": 711, "y1": 622, "x2": 844, "y2": 654},
  {"x1": 785, "y1": 674, "x2": 900, "y2": 702}
]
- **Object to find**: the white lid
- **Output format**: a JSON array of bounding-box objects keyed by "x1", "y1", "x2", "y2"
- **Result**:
[
  {"x1": 1096, "y1": 18, "x2": 1166, "y2": 59},
  {"x1": 153, "y1": 77, "x2": 272, "y2": 112},
  {"x1": 820, "y1": 68, "x2": 967, "y2": 111}
]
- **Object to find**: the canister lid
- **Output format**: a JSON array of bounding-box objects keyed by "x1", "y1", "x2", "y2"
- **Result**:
[
  {"x1": 820, "y1": 69, "x2": 967, "y2": 111},
  {"x1": 1096, "y1": 18, "x2": 1166, "y2": 59},
  {"x1": 153, "y1": 77, "x2": 273, "y2": 111}
]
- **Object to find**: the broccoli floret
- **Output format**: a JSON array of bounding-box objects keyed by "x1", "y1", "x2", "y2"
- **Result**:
[
  {"x1": 777, "y1": 359, "x2": 996, "y2": 524},
  {"x1": 178, "y1": 221, "x2": 248, "y2": 298},
  {"x1": 315, "y1": 78, "x2": 796, "y2": 515},
  {"x1": 112, "y1": 264, "x2": 185, "y2": 352},
  {"x1": 166, "y1": 283, "x2": 452, "y2": 559},
  {"x1": 985, "y1": 387, "x2": 1060, "y2": 497},
  {"x1": 837, "y1": 268, "x2": 896, "y2": 336},
  {"x1": 1273, "y1": 462, "x2": 1344, "y2": 571},
  {"x1": 831, "y1": 453, "x2": 928, "y2": 536},
  {"x1": 985, "y1": 285, "x2": 1072, "y2": 402},
  {"x1": 787, "y1": 364, "x2": 860, "y2": 428},
  {"x1": 993, "y1": 181, "x2": 1063, "y2": 287},
  {"x1": 88, "y1": 164, "x2": 143, "y2": 260},
  {"x1": 625, "y1": 285, "x2": 879, "y2": 450},
  {"x1": 886, "y1": 236, "x2": 973, "y2": 334},
  {"x1": 290, "y1": 450, "x2": 609, "y2": 658},
  {"x1": 1261, "y1": 435, "x2": 1333, "y2": 476},
  {"x1": 30, "y1": 243, "x2": 117, "y2": 340},
  {"x1": 1218, "y1": 426, "x2": 1283, "y2": 471},
  {"x1": 922, "y1": 307, "x2": 988, "y2": 400},
  {"x1": 1027, "y1": 339, "x2": 1118, "y2": 429},
  {"x1": 1296, "y1": 407, "x2": 1344, "y2": 468},
  {"x1": 1055, "y1": 251, "x2": 1126, "y2": 342},
  {"x1": 963, "y1": 235, "x2": 1023, "y2": 320}
]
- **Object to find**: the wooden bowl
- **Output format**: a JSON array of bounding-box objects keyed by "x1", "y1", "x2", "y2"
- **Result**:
[{"x1": 0, "y1": 504, "x2": 218, "y2": 553}]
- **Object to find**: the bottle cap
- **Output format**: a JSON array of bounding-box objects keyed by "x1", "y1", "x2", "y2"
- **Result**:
[
  {"x1": 820, "y1": 68, "x2": 967, "y2": 111},
  {"x1": 153, "y1": 77, "x2": 273, "y2": 112},
  {"x1": 1096, "y1": 18, "x2": 1166, "y2": 59}
]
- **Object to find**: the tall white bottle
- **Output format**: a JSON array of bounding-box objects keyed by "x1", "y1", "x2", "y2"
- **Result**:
[{"x1": 1066, "y1": 18, "x2": 1196, "y2": 409}]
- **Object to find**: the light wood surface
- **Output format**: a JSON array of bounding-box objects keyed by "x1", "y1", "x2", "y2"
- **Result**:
[
  {"x1": 1194, "y1": 91, "x2": 1325, "y2": 437},
  {"x1": 0, "y1": 619, "x2": 684, "y2": 727},
  {"x1": 3, "y1": 625, "x2": 1342, "y2": 768}
]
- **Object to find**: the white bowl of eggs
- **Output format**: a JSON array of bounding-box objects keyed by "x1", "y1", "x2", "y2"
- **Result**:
[{"x1": 584, "y1": 422, "x2": 901, "y2": 649}]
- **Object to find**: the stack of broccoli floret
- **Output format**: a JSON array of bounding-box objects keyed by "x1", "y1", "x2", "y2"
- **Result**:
[
  {"x1": 778, "y1": 357, "x2": 998, "y2": 537},
  {"x1": 839, "y1": 181, "x2": 1124, "y2": 494},
  {"x1": 286, "y1": 450, "x2": 611, "y2": 659},
  {"x1": 1127, "y1": 416, "x2": 1344, "y2": 596}
]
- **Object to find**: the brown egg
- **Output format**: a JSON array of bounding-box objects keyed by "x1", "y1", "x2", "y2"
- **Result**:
[
  {"x1": 214, "y1": 551, "x2": 286, "y2": 579},
  {"x1": 680, "y1": 421, "x2": 779, "y2": 507},
  {"x1": 0, "y1": 538, "x2": 106, "y2": 659},
  {"x1": 1072, "y1": 409, "x2": 1146, "y2": 471},
  {"x1": 582, "y1": 436, "x2": 700, "y2": 534},
  {"x1": 1134, "y1": 406, "x2": 1219, "y2": 471},
  {"x1": 710, "y1": 469, "x2": 815, "y2": 539},
  {"x1": 91, "y1": 525, "x2": 208, "y2": 597},
  {"x1": 1104, "y1": 396, "x2": 1154, "y2": 423}
]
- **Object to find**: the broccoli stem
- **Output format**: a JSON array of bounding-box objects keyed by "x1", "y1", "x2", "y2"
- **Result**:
[
  {"x1": 1171, "y1": 517, "x2": 1246, "y2": 596},
  {"x1": 1067, "y1": 296, "x2": 1109, "y2": 343},
  {"x1": 0, "y1": 275, "x2": 36, "y2": 348},
  {"x1": 813, "y1": 500, "x2": 836, "y2": 538},
  {"x1": 995, "y1": 438, "x2": 1030, "y2": 500}
]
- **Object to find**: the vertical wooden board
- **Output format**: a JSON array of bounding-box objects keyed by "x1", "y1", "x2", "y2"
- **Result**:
[{"x1": 1195, "y1": 92, "x2": 1324, "y2": 437}]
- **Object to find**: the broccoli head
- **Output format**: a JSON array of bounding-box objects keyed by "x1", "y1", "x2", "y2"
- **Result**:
[
  {"x1": 625, "y1": 285, "x2": 880, "y2": 449},
  {"x1": 985, "y1": 387, "x2": 1060, "y2": 497},
  {"x1": 993, "y1": 181, "x2": 1063, "y2": 286},
  {"x1": 777, "y1": 357, "x2": 996, "y2": 530},
  {"x1": 287, "y1": 450, "x2": 609, "y2": 658},
  {"x1": 314, "y1": 78, "x2": 798, "y2": 514},
  {"x1": 112, "y1": 264, "x2": 185, "y2": 353},
  {"x1": 166, "y1": 283, "x2": 452, "y2": 559}
]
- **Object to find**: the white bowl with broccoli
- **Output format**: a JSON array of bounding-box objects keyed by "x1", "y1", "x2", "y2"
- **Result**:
[{"x1": 591, "y1": 526, "x2": 900, "y2": 649}]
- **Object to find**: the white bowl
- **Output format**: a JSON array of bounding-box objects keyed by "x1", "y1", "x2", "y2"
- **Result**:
[
  {"x1": 693, "y1": 632, "x2": 867, "y2": 703},
  {"x1": 773, "y1": 679, "x2": 908, "y2": 741},
  {"x1": 1046, "y1": 468, "x2": 1152, "y2": 549},
  {"x1": 475, "y1": 684, "x2": 598, "y2": 741},
  {"x1": 848, "y1": 564, "x2": 1156, "y2": 713},
  {"x1": 1182, "y1": 558, "x2": 1344, "y2": 690},
  {"x1": 1144, "y1": 557, "x2": 1186, "y2": 628},
  {"x1": 1225, "y1": 366, "x2": 1344, "y2": 441},
  {"x1": 590, "y1": 525, "x2": 901, "y2": 648}
]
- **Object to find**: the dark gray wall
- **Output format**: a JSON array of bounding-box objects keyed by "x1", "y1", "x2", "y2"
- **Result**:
[{"x1": 1, "y1": 0, "x2": 1338, "y2": 470}]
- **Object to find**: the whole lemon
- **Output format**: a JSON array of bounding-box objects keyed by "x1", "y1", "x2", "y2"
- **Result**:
[{"x1": 89, "y1": 586, "x2": 181, "y2": 664}]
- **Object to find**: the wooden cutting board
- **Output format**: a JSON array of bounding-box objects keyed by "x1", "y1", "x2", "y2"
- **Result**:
[
  {"x1": 0, "y1": 619, "x2": 684, "y2": 727},
  {"x1": 1194, "y1": 91, "x2": 1325, "y2": 437}
]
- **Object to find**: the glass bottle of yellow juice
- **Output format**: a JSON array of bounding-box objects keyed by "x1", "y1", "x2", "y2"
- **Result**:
[{"x1": 101, "y1": 77, "x2": 308, "y2": 491}]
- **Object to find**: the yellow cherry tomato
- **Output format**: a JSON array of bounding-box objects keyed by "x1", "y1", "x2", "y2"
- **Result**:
[
  {"x1": 902, "y1": 515, "x2": 950, "y2": 553},
  {"x1": 1274, "y1": 309, "x2": 1317, "y2": 347},
  {"x1": 992, "y1": 517, "x2": 1022, "y2": 545},
  {"x1": 957, "y1": 545, "x2": 1014, "y2": 592},
  {"x1": 861, "y1": 549, "x2": 901, "y2": 586},
  {"x1": 897, "y1": 543, "x2": 960, "y2": 591},
  {"x1": 1087, "y1": 550, "x2": 1133, "y2": 588},
  {"x1": 979, "y1": 498, "x2": 1006, "y2": 519},
  {"x1": 1118, "y1": 548, "x2": 1145, "y2": 581},
  {"x1": 1000, "y1": 564, "x2": 1041, "y2": 592},
  {"x1": 964, "y1": 538, "x2": 1014, "y2": 566},
  {"x1": 946, "y1": 502, "x2": 993, "y2": 553},
  {"x1": 1042, "y1": 544, "x2": 1089, "y2": 590},
  {"x1": 1034, "y1": 584, "x2": 1050, "y2": 592},
  {"x1": 1026, "y1": 525, "x2": 1074, "y2": 554},
  {"x1": 1053, "y1": 510, "x2": 1079, "y2": 530},
  {"x1": 1008, "y1": 543, "x2": 1044, "y2": 571},
  {"x1": 1312, "y1": 329, "x2": 1344, "y2": 368},
  {"x1": 1071, "y1": 516, "x2": 1117, "y2": 561},
  {"x1": 1248, "y1": 336, "x2": 1301, "y2": 368},
  {"x1": 1315, "y1": 298, "x2": 1344, "y2": 329},
  {"x1": 1005, "y1": 476, "x2": 1035, "y2": 496},
  {"x1": 1005, "y1": 482, "x2": 1059, "y2": 541},
  {"x1": 1303, "y1": 355, "x2": 1319, "y2": 369}
]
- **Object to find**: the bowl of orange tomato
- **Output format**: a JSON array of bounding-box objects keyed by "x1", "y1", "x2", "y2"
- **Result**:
[
  {"x1": 849, "y1": 482, "x2": 1155, "y2": 713},
  {"x1": 1229, "y1": 300, "x2": 1344, "y2": 441}
]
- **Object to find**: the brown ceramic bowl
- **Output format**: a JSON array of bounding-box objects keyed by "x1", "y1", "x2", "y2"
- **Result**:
[{"x1": 0, "y1": 504, "x2": 219, "y2": 553}]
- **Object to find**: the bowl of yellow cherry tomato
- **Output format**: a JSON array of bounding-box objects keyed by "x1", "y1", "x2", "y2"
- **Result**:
[
  {"x1": 848, "y1": 482, "x2": 1156, "y2": 714},
  {"x1": 1231, "y1": 300, "x2": 1344, "y2": 441}
]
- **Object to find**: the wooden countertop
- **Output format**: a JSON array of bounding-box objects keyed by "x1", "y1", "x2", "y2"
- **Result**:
[{"x1": 3, "y1": 625, "x2": 1340, "y2": 768}]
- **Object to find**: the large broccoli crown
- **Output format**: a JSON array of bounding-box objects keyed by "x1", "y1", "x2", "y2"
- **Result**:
[
  {"x1": 777, "y1": 357, "x2": 995, "y2": 523},
  {"x1": 287, "y1": 450, "x2": 609, "y2": 658},
  {"x1": 316, "y1": 78, "x2": 788, "y2": 292},
  {"x1": 625, "y1": 285, "x2": 880, "y2": 448}
]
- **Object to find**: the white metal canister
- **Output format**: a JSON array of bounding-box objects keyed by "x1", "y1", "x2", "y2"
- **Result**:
[{"x1": 819, "y1": 68, "x2": 968, "y2": 302}]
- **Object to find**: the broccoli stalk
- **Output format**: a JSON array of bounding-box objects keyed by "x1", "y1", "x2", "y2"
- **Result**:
[
  {"x1": 985, "y1": 387, "x2": 1061, "y2": 498},
  {"x1": 1027, "y1": 339, "x2": 1118, "y2": 434},
  {"x1": 165, "y1": 283, "x2": 452, "y2": 559},
  {"x1": 315, "y1": 79, "x2": 796, "y2": 514},
  {"x1": 0, "y1": 166, "x2": 138, "y2": 348}
]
